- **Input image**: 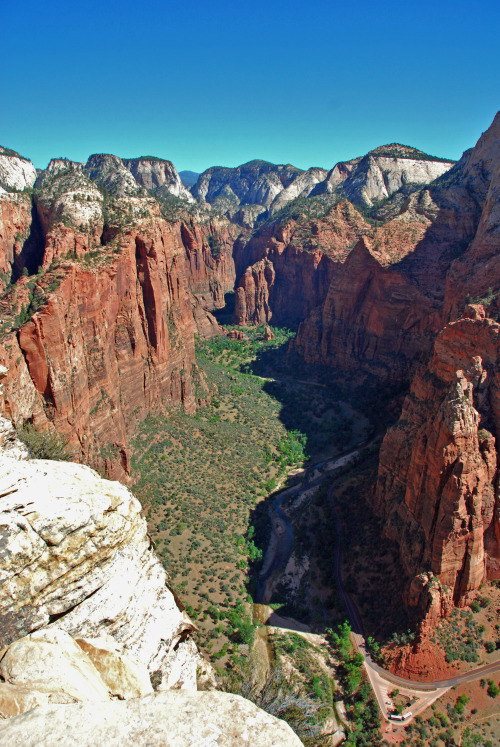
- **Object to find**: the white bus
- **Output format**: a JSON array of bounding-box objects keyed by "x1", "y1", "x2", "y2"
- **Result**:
[{"x1": 389, "y1": 711, "x2": 412, "y2": 721}]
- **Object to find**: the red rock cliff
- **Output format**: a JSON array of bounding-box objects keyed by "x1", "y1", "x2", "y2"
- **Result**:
[
  {"x1": 375, "y1": 305, "x2": 500, "y2": 614},
  {"x1": 0, "y1": 164, "x2": 236, "y2": 479}
]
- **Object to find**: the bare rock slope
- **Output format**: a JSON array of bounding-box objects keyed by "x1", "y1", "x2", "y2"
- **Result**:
[
  {"x1": 0, "y1": 690, "x2": 302, "y2": 746},
  {"x1": 0, "y1": 420, "x2": 199, "y2": 690}
]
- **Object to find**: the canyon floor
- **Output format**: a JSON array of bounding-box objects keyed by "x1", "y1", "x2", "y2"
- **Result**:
[{"x1": 130, "y1": 323, "x2": 500, "y2": 746}]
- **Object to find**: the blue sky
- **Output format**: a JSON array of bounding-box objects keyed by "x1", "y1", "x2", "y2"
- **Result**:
[{"x1": 2, "y1": 0, "x2": 499, "y2": 172}]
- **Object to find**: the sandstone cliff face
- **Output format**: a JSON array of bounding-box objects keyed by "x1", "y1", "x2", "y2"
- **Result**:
[
  {"x1": 233, "y1": 192, "x2": 436, "y2": 342},
  {"x1": 0, "y1": 421, "x2": 199, "y2": 689},
  {"x1": 367, "y1": 114, "x2": 500, "y2": 620},
  {"x1": 0, "y1": 219, "x2": 198, "y2": 478},
  {"x1": 444, "y1": 111, "x2": 500, "y2": 319},
  {"x1": 123, "y1": 157, "x2": 194, "y2": 202},
  {"x1": 233, "y1": 200, "x2": 371, "y2": 325},
  {"x1": 293, "y1": 237, "x2": 442, "y2": 380},
  {"x1": 85, "y1": 153, "x2": 146, "y2": 199},
  {"x1": 0, "y1": 147, "x2": 37, "y2": 193},
  {"x1": 289, "y1": 120, "x2": 499, "y2": 380},
  {"x1": 341, "y1": 149, "x2": 453, "y2": 207},
  {"x1": 375, "y1": 305, "x2": 500, "y2": 613},
  {"x1": 268, "y1": 166, "x2": 328, "y2": 214},
  {"x1": 0, "y1": 154, "x2": 238, "y2": 478},
  {"x1": 0, "y1": 192, "x2": 33, "y2": 278}
]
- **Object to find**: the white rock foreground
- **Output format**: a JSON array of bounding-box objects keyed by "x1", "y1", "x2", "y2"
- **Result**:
[
  {"x1": 0, "y1": 690, "x2": 301, "y2": 746},
  {"x1": 0, "y1": 434, "x2": 198, "y2": 690},
  {"x1": 0, "y1": 418, "x2": 302, "y2": 745}
]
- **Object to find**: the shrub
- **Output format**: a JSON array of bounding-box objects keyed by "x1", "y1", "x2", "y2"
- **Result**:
[
  {"x1": 220, "y1": 663, "x2": 331, "y2": 747},
  {"x1": 17, "y1": 423, "x2": 72, "y2": 461},
  {"x1": 487, "y1": 680, "x2": 499, "y2": 698}
]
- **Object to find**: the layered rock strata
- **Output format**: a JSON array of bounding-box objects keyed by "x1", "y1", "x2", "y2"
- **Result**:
[
  {"x1": 0, "y1": 156, "x2": 237, "y2": 477},
  {"x1": 0, "y1": 426, "x2": 199, "y2": 689},
  {"x1": 375, "y1": 305, "x2": 500, "y2": 613}
]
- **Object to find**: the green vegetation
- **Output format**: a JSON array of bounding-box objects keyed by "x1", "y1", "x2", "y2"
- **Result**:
[
  {"x1": 432, "y1": 609, "x2": 485, "y2": 663},
  {"x1": 1, "y1": 266, "x2": 62, "y2": 336},
  {"x1": 400, "y1": 690, "x2": 500, "y2": 747},
  {"x1": 131, "y1": 325, "x2": 365, "y2": 664},
  {"x1": 328, "y1": 621, "x2": 382, "y2": 745},
  {"x1": 220, "y1": 660, "x2": 331, "y2": 747},
  {"x1": 271, "y1": 631, "x2": 333, "y2": 717},
  {"x1": 17, "y1": 423, "x2": 72, "y2": 461},
  {"x1": 466, "y1": 287, "x2": 499, "y2": 316},
  {"x1": 269, "y1": 194, "x2": 341, "y2": 224},
  {"x1": 487, "y1": 680, "x2": 499, "y2": 698}
]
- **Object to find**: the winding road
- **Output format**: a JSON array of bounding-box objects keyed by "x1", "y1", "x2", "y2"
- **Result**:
[{"x1": 258, "y1": 443, "x2": 500, "y2": 722}]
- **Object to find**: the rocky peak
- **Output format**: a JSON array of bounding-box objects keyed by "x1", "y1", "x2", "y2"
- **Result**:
[
  {"x1": 122, "y1": 157, "x2": 194, "y2": 202},
  {"x1": 462, "y1": 110, "x2": 500, "y2": 197},
  {"x1": 375, "y1": 307, "x2": 500, "y2": 613},
  {"x1": 191, "y1": 159, "x2": 305, "y2": 214},
  {"x1": 46, "y1": 158, "x2": 84, "y2": 176},
  {"x1": 34, "y1": 161, "x2": 104, "y2": 239},
  {"x1": 0, "y1": 147, "x2": 37, "y2": 193},
  {"x1": 341, "y1": 149, "x2": 454, "y2": 207},
  {"x1": 311, "y1": 159, "x2": 357, "y2": 195},
  {"x1": 85, "y1": 153, "x2": 146, "y2": 199}
]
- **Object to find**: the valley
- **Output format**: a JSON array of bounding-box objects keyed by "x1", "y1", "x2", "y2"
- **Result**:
[{"x1": 0, "y1": 111, "x2": 500, "y2": 746}]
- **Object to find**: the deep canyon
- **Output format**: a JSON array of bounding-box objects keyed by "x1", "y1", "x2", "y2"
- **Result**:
[{"x1": 1, "y1": 112, "x2": 500, "y2": 745}]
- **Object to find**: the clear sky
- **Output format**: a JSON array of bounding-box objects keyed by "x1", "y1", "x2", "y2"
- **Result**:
[{"x1": 2, "y1": 0, "x2": 499, "y2": 173}]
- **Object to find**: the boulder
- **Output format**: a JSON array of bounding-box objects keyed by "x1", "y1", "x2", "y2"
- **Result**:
[{"x1": 0, "y1": 628, "x2": 110, "y2": 703}]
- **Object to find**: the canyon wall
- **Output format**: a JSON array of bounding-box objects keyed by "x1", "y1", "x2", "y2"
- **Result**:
[
  {"x1": 372, "y1": 114, "x2": 500, "y2": 613},
  {"x1": 375, "y1": 304, "x2": 500, "y2": 614},
  {"x1": 0, "y1": 158, "x2": 236, "y2": 479}
]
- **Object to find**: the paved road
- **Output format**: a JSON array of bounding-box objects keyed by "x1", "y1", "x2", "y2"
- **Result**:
[{"x1": 330, "y1": 483, "x2": 500, "y2": 690}]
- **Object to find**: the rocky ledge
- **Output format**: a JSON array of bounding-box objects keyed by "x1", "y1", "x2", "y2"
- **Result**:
[
  {"x1": 0, "y1": 689, "x2": 302, "y2": 746},
  {"x1": 0, "y1": 416, "x2": 199, "y2": 690},
  {"x1": 0, "y1": 418, "x2": 302, "y2": 744}
]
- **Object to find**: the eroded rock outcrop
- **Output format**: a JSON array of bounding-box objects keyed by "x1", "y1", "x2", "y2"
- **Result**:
[
  {"x1": 123, "y1": 157, "x2": 195, "y2": 202},
  {"x1": 375, "y1": 306, "x2": 500, "y2": 614},
  {"x1": 0, "y1": 147, "x2": 37, "y2": 193},
  {"x1": 0, "y1": 431, "x2": 199, "y2": 689}
]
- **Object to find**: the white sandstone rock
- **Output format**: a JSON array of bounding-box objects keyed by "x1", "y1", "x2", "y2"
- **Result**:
[
  {"x1": 0, "y1": 690, "x2": 304, "y2": 746},
  {"x1": 76, "y1": 635, "x2": 153, "y2": 698},
  {"x1": 0, "y1": 628, "x2": 111, "y2": 702},
  {"x1": 0, "y1": 152, "x2": 37, "y2": 192},
  {"x1": 0, "y1": 446, "x2": 199, "y2": 689}
]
